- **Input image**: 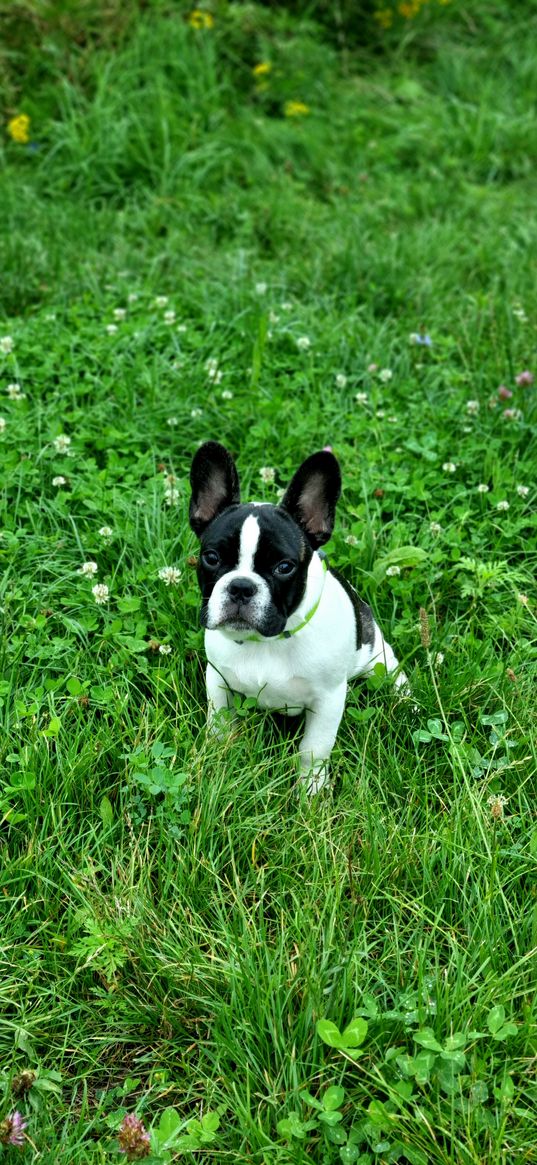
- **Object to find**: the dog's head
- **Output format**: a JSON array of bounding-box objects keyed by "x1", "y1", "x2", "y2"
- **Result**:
[{"x1": 189, "y1": 441, "x2": 341, "y2": 638}]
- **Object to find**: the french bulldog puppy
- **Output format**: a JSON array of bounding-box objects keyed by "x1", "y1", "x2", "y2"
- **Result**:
[{"x1": 189, "y1": 441, "x2": 406, "y2": 793}]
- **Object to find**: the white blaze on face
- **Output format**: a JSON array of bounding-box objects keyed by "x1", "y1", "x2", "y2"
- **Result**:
[{"x1": 237, "y1": 514, "x2": 260, "y2": 573}]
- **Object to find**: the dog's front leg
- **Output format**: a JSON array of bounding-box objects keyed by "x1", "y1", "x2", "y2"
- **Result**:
[
  {"x1": 298, "y1": 682, "x2": 347, "y2": 795},
  {"x1": 206, "y1": 662, "x2": 234, "y2": 739}
]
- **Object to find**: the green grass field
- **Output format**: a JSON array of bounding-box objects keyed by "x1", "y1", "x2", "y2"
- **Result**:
[{"x1": 1, "y1": 1, "x2": 536, "y2": 1161}]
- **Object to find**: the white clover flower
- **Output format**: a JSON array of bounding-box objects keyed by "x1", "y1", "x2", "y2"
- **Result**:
[
  {"x1": 167, "y1": 416, "x2": 178, "y2": 427},
  {"x1": 92, "y1": 583, "x2": 109, "y2": 605},
  {"x1": 0, "y1": 417, "x2": 6, "y2": 433},
  {"x1": 0, "y1": 336, "x2": 14, "y2": 354},
  {"x1": 128, "y1": 292, "x2": 139, "y2": 303},
  {"x1": 281, "y1": 301, "x2": 293, "y2": 311},
  {"x1": 164, "y1": 310, "x2": 176, "y2": 325},
  {"x1": 375, "y1": 410, "x2": 386, "y2": 419},
  {"x1": 355, "y1": 392, "x2": 368, "y2": 404},
  {"x1": 221, "y1": 389, "x2": 233, "y2": 400},
  {"x1": 378, "y1": 368, "x2": 393, "y2": 383},
  {"x1": 429, "y1": 521, "x2": 442, "y2": 536},
  {"x1": 105, "y1": 323, "x2": 118, "y2": 335},
  {"x1": 79, "y1": 561, "x2": 98, "y2": 576},
  {"x1": 345, "y1": 534, "x2": 359, "y2": 546},
  {"x1": 386, "y1": 565, "x2": 401, "y2": 577},
  {"x1": 205, "y1": 357, "x2": 218, "y2": 374},
  {"x1": 496, "y1": 500, "x2": 510, "y2": 511},
  {"x1": 517, "y1": 593, "x2": 529, "y2": 606},
  {"x1": 335, "y1": 374, "x2": 347, "y2": 388},
  {"x1": 53, "y1": 434, "x2": 71, "y2": 454},
  {"x1": 154, "y1": 296, "x2": 169, "y2": 308},
  {"x1": 503, "y1": 408, "x2": 523, "y2": 421},
  {"x1": 255, "y1": 281, "x2": 267, "y2": 295},
  {"x1": 512, "y1": 306, "x2": 528, "y2": 322},
  {"x1": 269, "y1": 311, "x2": 280, "y2": 324},
  {"x1": 52, "y1": 475, "x2": 66, "y2": 486},
  {"x1": 164, "y1": 486, "x2": 180, "y2": 506},
  {"x1": 516, "y1": 485, "x2": 529, "y2": 497},
  {"x1": 98, "y1": 525, "x2": 113, "y2": 537},
  {"x1": 158, "y1": 566, "x2": 182, "y2": 586},
  {"x1": 387, "y1": 415, "x2": 398, "y2": 423},
  {"x1": 296, "y1": 336, "x2": 311, "y2": 351},
  {"x1": 466, "y1": 400, "x2": 480, "y2": 415},
  {"x1": 442, "y1": 462, "x2": 457, "y2": 473},
  {"x1": 159, "y1": 644, "x2": 172, "y2": 655},
  {"x1": 113, "y1": 308, "x2": 127, "y2": 320},
  {"x1": 367, "y1": 363, "x2": 378, "y2": 372},
  {"x1": 477, "y1": 483, "x2": 489, "y2": 493},
  {"x1": 176, "y1": 323, "x2": 187, "y2": 334},
  {"x1": 6, "y1": 383, "x2": 26, "y2": 400},
  {"x1": 259, "y1": 466, "x2": 276, "y2": 484},
  {"x1": 434, "y1": 651, "x2": 445, "y2": 668},
  {"x1": 487, "y1": 793, "x2": 508, "y2": 821},
  {"x1": 191, "y1": 407, "x2": 203, "y2": 419}
]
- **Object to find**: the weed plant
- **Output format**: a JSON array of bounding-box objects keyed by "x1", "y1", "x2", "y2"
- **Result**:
[{"x1": 0, "y1": 2, "x2": 536, "y2": 1162}]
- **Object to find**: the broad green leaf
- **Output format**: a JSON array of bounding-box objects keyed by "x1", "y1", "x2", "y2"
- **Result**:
[
  {"x1": 492, "y1": 1023, "x2": 517, "y2": 1041},
  {"x1": 316, "y1": 1019, "x2": 343, "y2": 1047},
  {"x1": 277, "y1": 1112, "x2": 307, "y2": 1139},
  {"x1": 444, "y1": 1032, "x2": 467, "y2": 1051},
  {"x1": 158, "y1": 1107, "x2": 182, "y2": 1140},
  {"x1": 413, "y1": 1028, "x2": 443, "y2": 1053},
  {"x1": 66, "y1": 676, "x2": 82, "y2": 695},
  {"x1": 323, "y1": 1085, "x2": 345, "y2": 1111},
  {"x1": 341, "y1": 1017, "x2": 368, "y2": 1047},
  {"x1": 487, "y1": 1005, "x2": 506, "y2": 1034},
  {"x1": 426, "y1": 718, "x2": 449, "y2": 741},
  {"x1": 100, "y1": 796, "x2": 113, "y2": 827},
  {"x1": 201, "y1": 1112, "x2": 220, "y2": 1134},
  {"x1": 319, "y1": 1110, "x2": 344, "y2": 1126}
]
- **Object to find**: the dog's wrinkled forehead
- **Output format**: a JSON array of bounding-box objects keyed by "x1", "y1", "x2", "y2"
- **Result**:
[{"x1": 201, "y1": 503, "x2": 309, "y2": 570}]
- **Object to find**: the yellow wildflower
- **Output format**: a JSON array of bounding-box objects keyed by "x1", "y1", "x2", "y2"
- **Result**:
[
  {"x1": 252, "y1": 62, "x2": 272, "y2": 77},
  {"x1": 284, "y1": 101, "x2": 310, "y2": 118},
  {"x1": 374, "y1": 8, "x2": 394, "y2": 28},
  {"x1": 7, "y1": 114, "x2": 30, "y2": 144},
  {"x1": 187, "y1": 9, "x2": 214, "y2": 29}
]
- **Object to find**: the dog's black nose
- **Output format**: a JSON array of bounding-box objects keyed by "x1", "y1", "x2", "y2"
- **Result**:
[{"x1": 228, "y1": 577, "x2": 258, "y2": 602}]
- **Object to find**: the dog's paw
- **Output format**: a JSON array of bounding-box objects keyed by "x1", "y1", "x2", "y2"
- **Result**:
[{"x1": 299, "y1": 760, "x2": 331, "y2": 796}]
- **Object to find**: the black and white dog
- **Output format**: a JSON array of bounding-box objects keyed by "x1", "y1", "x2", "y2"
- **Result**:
[{"x1": 189, "y1": 441, "x2": 406, "y2": 793}]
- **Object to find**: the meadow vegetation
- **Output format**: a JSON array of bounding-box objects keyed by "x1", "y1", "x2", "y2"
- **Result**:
[{"x1": 0, "y1": 1, "x2": 536, "y2": 1161}]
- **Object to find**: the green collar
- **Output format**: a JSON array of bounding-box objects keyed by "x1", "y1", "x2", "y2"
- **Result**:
[{"x1": 236, "y1": 557, "x2": 328, "y2": 644}]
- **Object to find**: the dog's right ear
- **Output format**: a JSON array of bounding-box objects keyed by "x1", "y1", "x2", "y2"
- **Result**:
[{"x1": 189, "y1": 441, "x2": 241, "y2": 537}]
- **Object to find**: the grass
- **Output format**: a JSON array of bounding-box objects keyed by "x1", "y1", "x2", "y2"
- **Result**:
[{"x1": 1, "y1": 1, "x2": 536, "y2": 1162}]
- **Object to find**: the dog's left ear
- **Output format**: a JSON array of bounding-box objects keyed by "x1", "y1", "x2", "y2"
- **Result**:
[{"x1": 279, "y1": 451, "x2": 342, "y2": 548}]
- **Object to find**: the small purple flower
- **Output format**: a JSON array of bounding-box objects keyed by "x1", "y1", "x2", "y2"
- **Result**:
[
  {"x1": 118, "y1": 1113, "x2": 151, "y2": 1160},
  {"x1": 497, "y1": 385, "x2": 513, "y2": 400},
  {"x1": 410, "y1": 332, "x2": 433, "y2": 347},
  {"x1": 0, "y1": 1111, "x2": 27, "y2": 1147},
  {"x1": 515, "y1": 370, "x2": 533, "y2": 386}
]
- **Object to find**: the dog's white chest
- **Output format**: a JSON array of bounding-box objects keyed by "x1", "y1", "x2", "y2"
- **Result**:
[{"x1": 214, "y1": 653, "x2": 314, "y2": 714}]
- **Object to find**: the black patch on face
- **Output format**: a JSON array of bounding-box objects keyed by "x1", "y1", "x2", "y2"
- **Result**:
[
  {"x1": 328, "y1": 565, "x2": 376, "y2": 650},
  {"x1": 196, "y1": 504, "x2": 312, "y2": 637}
]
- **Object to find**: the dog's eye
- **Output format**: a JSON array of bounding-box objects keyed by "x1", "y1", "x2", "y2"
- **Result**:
[
  {"x1": 201, "y1": 550, "x2": 220, "y2": 569},
  {"x1": 274, "y1": 560, "x2": 295, "y2": 577}
]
